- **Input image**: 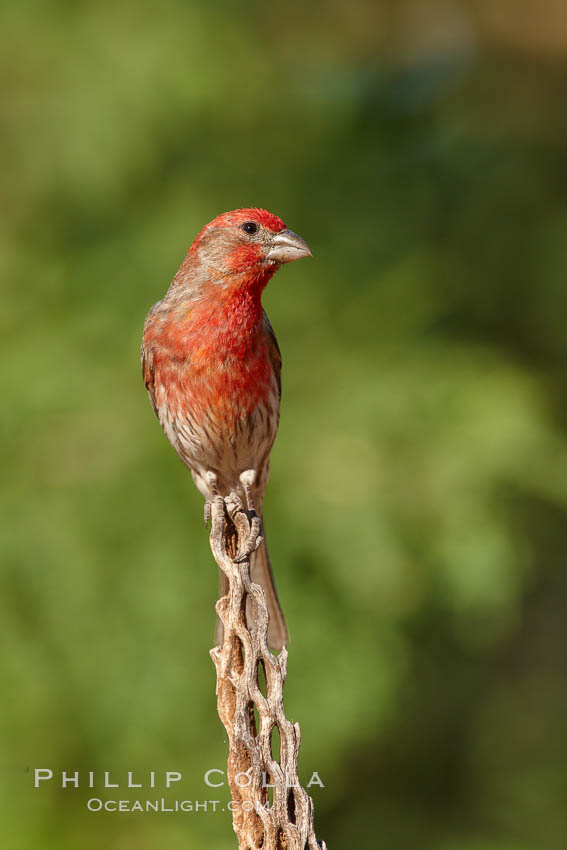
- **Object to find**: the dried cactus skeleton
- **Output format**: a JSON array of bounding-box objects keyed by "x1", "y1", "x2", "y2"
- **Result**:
[{"x1": 209, "y1": 492, "x2": 326, "y2": 850}]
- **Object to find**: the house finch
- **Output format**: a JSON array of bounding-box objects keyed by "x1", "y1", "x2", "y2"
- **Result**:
[{"x1": 141, "y1": 208, "x2": 312, "y2": 650}]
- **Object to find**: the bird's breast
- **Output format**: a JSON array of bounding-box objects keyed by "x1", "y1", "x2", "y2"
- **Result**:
[
  {"x1": 150, "y1": 314, "x2": 276, "y2": 426},
  {"x1": 144, "y1": 296, "x2": 280, "y2": 491}
]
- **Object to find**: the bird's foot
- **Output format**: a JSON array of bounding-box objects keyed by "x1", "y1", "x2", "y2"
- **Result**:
[
  {"x1": 232, "y1": 470, "x2": 262, "y2": 562},
  {"x1": 203, "y1": 471, "x2": 220, "y2": 528},
  {"x1": 239, "y1": 469, "x2": 257, "y2": 512},
  {"x1": 233, "y1": 517, "x2": 262, "y2": 562},
  {"x1": 205, "y1": 470, "x2": 262, "y2": 558},
  {"x1": 204, "y1": 499, "x2": 212, "y2": 527}
]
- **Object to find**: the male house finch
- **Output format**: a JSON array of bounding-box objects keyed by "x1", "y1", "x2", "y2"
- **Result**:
[{"x1": 141, "y1": 208, "x2": 312, "y2": 650}]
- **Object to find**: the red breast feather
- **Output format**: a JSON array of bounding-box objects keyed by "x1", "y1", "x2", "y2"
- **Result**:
[{"x1": 147, "y1": 268, "x2": 277, "y2": 430}]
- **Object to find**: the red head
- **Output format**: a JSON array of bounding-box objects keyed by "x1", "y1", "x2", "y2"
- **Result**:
[{"x1": 186, "y1": 208, "x2": 312, "y2": 280}]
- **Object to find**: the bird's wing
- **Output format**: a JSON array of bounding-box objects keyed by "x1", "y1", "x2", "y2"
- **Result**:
[
  {"x1": 262, "y1": 310, "x2": 282, "y2": 399},
  {"x1": 141, "y1": 342, "x2": 158, "y2": 417}
]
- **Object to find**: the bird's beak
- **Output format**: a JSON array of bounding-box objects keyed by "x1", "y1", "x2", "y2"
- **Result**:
[{"x1": 266, "y1": 229, "x2": 312, "y2": 264}]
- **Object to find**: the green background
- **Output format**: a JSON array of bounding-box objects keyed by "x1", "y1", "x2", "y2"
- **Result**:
[{"x1": 3, "y1": 1, "x2": 567, "y2": 847}]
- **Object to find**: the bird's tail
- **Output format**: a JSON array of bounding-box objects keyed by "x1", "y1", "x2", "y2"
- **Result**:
[{"x1": 215, "y1": 517, "x2": 289, "y2": 652}]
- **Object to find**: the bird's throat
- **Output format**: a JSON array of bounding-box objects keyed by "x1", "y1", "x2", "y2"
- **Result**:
[{"x1": 188, "y1": 267, "x2": 276, "y2": 361}]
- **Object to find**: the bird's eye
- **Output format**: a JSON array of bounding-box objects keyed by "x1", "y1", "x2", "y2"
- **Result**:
[{"x1": 241, "y1": 221, "x2": 259, "y2": 235}]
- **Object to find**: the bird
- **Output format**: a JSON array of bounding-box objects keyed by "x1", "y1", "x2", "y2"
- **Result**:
[{"x1": 141, "y1": 208, "x2": 312, "y2": 650}]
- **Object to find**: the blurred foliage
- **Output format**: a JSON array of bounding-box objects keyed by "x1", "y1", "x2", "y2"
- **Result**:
[{"x1": 2, "y1": 0, "x2": 567, "y2": 848}]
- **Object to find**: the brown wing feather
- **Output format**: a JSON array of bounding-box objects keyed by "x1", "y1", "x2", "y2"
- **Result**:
[{"x1": 141, "y1": 343, "x2": 158, "y2": 417}]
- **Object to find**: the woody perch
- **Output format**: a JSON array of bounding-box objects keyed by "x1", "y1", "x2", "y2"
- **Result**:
[{"x1": 141, "y1": 208, "x2": 312, "y2": 650}]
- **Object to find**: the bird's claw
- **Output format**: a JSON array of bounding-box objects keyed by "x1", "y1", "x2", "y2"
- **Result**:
[
  {"x1": 233, "y1": 469, "x2": 263, "y2": 561},
  {"x1": 204, "y1": 470, "x2": 221, "y2": 527},
  {"x1": 234, "y1": 519, "x2": 262, "y2": 562},
  {"x1": 204, "y1": 499, "x2": 212, "y2": 527},
  {"x1": 206, "y1": 470, "x2": 262, "y2": 559}
]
